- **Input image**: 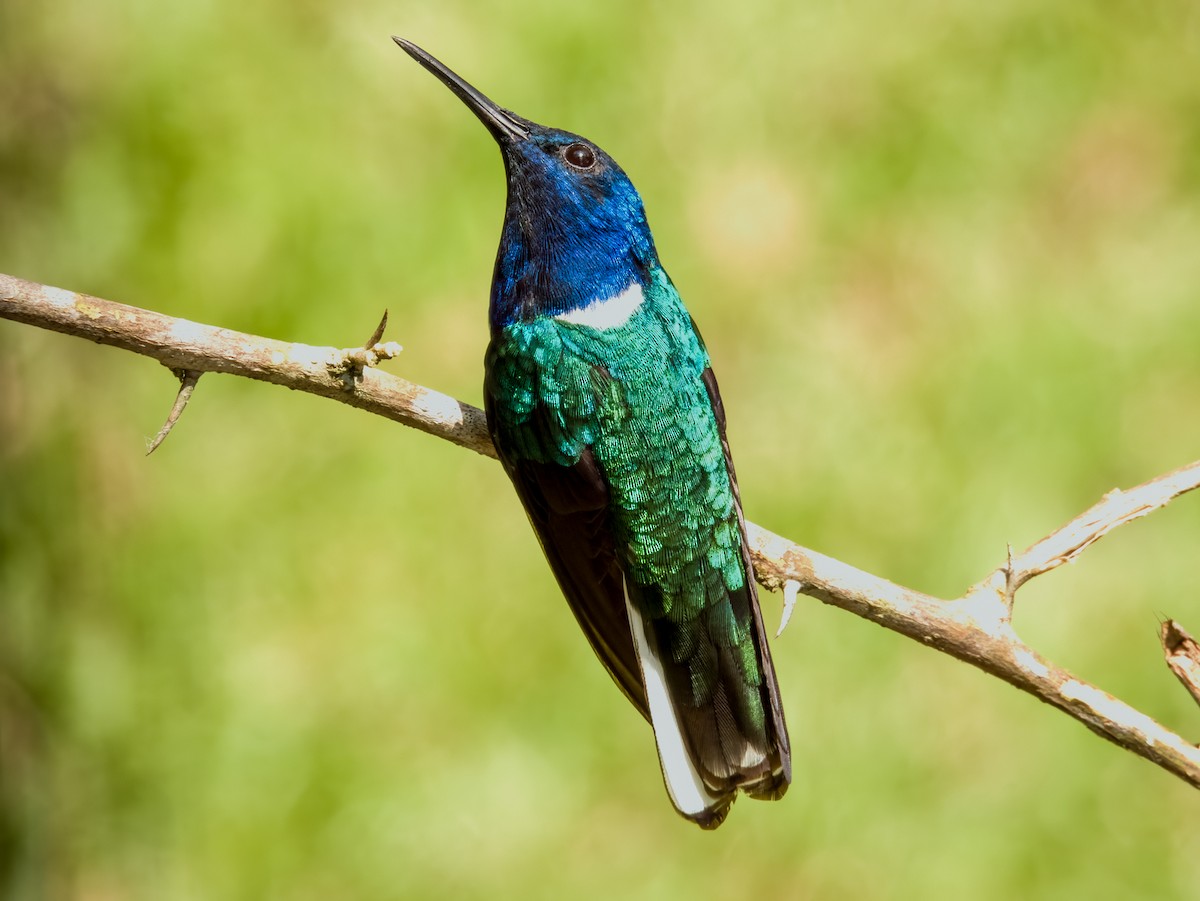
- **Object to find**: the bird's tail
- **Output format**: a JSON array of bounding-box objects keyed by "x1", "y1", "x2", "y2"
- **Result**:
[{"x1": 623, "y1": 577, "x2": 790, "y2": 829}]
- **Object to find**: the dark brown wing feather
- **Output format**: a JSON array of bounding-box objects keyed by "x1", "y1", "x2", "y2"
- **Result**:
[{"x1": 484, "y1": 393, "x2": 648, "y2": 720}]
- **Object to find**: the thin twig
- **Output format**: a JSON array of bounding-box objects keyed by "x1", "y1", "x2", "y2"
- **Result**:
[
  {"x1": 999, "y1": 464, "x2": 1200, "y2": 593},
  {"x1": 966, "y1": 462, "x2": 1200, "y2": 606},
  {"x1": 3, "y1": 270, "x2": 1200, "y2": 791},
  {"x1": 1162, "y1": 620, "x2": 1200, "y2": 711}
]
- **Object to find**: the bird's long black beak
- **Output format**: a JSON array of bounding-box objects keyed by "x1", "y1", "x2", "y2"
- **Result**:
[{"x1": 393, "y1": 37, "x2": 529, "y2": 145}]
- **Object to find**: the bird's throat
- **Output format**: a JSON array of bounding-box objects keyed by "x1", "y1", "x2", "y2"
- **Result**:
[{"x1": 552, "y1": 280, "x2": 644, "y2": 330}]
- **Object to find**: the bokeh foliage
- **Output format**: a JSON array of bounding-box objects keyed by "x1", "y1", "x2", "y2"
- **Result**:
[{"x1": 3, "y1": 1, "x2": 1200, "y2": 897}]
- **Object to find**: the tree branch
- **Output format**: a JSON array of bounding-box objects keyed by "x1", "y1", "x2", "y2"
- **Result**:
[
  {"x1": 4, "y1": 270, "x2": 1199, "y2": 789},
  {"x1": 0, "y1": 273, "x2": 491, "y2": 457}
]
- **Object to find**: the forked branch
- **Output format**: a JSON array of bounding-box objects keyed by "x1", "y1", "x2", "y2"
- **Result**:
[{"x1": 3, "y1": 271, "x2": 1199, "y2": 789}]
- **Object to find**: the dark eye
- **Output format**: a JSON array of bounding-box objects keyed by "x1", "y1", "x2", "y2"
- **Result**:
[{"x1": 563, "y1": 142, "x2": 596, "y2": 170}]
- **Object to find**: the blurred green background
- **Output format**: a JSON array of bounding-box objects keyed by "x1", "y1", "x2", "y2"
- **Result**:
[{"x1": 3, "y1": 0, "x2": 1200, "y2": 897}]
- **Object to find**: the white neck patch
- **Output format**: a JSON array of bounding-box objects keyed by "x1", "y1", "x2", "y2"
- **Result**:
[{"x1": 553, "y1": 281, "x2": 644, "y2": 330}]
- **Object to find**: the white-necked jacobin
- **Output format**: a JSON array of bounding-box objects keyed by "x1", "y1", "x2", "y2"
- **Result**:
[{"x1": 394, "y1": 38, "x2": 790, "y2": 829}]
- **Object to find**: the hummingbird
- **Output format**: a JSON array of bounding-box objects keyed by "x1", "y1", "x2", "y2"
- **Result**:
[{"x1": 394, "y1": 38, "x2": 790, "y2": 828}]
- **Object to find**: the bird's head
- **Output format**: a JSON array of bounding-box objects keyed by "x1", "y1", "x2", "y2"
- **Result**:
[{"x1": 395, "y1": 38, "x2": 659, "y2": 329}]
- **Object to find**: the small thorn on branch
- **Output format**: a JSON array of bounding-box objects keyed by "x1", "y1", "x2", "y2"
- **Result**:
[
  {"x1": 777, "y1": 578, "x2": 802, "y2": 638},
  {"x1": 330, "y1": 311, "x2": 403, "y2": 390},
  {"x1": 1161, "y1": 619, "x2": 1200, "y2": 711},
  {"x1": 365, "y1": 309, "x2": 389, "y2": 349},
  {"x1": 146, "y1": 368, "x2": 201, "y2": 455},
  {"x1": 1003, "y1": 542, "x2": 1017, "y2": 610}
]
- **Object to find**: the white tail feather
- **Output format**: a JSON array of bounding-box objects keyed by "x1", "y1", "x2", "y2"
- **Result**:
[{"x1": 622, "y1": 578, "x2": 725, "y2": 819}]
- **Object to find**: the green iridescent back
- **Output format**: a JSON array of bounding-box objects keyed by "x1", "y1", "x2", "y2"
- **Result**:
[{"x1": 486, "y1": 269, "x2": 764, "y2": 722}]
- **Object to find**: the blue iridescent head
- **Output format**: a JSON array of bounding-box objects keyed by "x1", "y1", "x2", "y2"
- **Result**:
[{"x1": 395, "y1": 39, "x2": 660, "y2": 331}]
